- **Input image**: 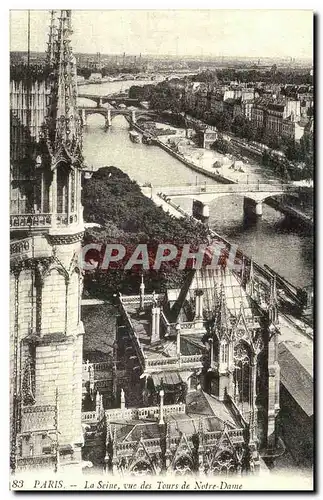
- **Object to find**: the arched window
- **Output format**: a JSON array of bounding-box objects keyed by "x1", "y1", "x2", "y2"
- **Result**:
[
  {"x1": 221, "y1": 341, "x2": 229, "y2": 364},
  {"x1": 130, "y1": 461, "x2": 153, "y2": 476},
  {"x1": 234, "y1": 342, "x2": 251, "y2": 415},
  {"x1": 174, "y1": 455, "x2": 193, "y2": 475},
  {"x1": 57, "y1": 163, "x2": 70, "y2": 214},
  {"x1": 210, "y1": 451, "x2": 237, "y2": 476}
]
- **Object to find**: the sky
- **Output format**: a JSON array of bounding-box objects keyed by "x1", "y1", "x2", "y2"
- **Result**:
[{"x1": 9, "y1": 10, "x2": 313, "y2": 60}]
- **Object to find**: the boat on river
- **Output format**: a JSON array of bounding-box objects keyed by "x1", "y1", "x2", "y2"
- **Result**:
[{"x1": 129, "y1": 130, "x2": 141, "y2": 143}]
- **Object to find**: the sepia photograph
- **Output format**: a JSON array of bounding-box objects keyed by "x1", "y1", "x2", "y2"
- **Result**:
[{"x1": 9, "y1": 8, "x2": 314, "y2": 491}]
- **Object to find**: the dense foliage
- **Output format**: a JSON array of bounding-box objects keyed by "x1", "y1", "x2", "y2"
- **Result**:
[{"x1": 81, "y1": 167, "x2": 209, "y2": 298}]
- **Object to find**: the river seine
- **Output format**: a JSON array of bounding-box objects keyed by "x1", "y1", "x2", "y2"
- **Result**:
[{"x1": 79, "y1": 81, "x2": 313, "y2": 288}]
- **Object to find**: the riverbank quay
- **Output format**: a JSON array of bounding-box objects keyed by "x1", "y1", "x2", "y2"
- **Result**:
[
  {"x1": 140, "y1": 183, "x2": 313, "y2": 335},
  {"x1": 132, "y1": 120, "x2": 313, "y2": 230}
]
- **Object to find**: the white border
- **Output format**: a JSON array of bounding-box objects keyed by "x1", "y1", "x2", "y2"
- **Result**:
[{"x1": 2, "y1": 2, "x2": 319, "y2": 498}]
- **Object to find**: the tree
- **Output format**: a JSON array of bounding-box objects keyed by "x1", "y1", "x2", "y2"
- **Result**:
[
  {"x1": 212, "y1": 137, "x2": 229, "y2": 154},
  {"x1": 81, "y1": 167, "x2": 209, "y2": 298},
  {"x1": 262, "y1": 130, "x2": 281, "y2": 150}
]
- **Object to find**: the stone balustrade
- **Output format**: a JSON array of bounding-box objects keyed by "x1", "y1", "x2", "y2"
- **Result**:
[
  {"x1": 20, "y1": 405, "x2": 56, "y2": 433},
  {"x1": 105, "y1": 403, "x2": 186, "y2": 423},
  {"x1": 121, "y1": 293, "x2": 163, "y2": 305},
  {"x1": 10, "y1": 212, "x2": 78, "y2": 230},
  {"x1": 145, "y1": 356, "x2": 178, "y2": 369},
  {"x1": 181, "y1": 354, "x2": 204, "y2": 365},
  {"x1": 10, "y1": 234, "x2": 52, "y2": 262},
  {"x1": 82, "y1": 411, "x2": 97, "y2": 423}
]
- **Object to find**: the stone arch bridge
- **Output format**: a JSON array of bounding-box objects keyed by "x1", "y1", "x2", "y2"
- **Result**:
[
  {"x1": 79, "y1": 106, "x2": 157, "y2": 128},
  {"x1": 143, "y1": 183, "x2": 301, "y2": 218},
  {"x1": 78, "y1": 93, "x2": 140, "y2": 108}
]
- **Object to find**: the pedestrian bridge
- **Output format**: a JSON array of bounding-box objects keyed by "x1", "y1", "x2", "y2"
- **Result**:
[{"x1": 143, "y1": 183, "x2": 300, "y2": 218}]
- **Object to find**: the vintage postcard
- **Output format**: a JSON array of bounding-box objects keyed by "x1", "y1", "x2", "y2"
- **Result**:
[{"x1": 9, "y1": 9, "x2": 314, "y2": 491}]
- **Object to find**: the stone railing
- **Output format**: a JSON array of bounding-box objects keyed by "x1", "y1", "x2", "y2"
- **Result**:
[
  {"x1": 10, "y1": 234, "x2": 52, "y2": 262},
  {"x1": 145, "y1": 353, "x2": 204, "y2": 372},
  {"x1": 16, "y1": 455, "x2": 57, "y2": 469},
  {"x1": 10, "y1": 213, "x2": 52, "y2": 229},
  {"x1": 10, "y1": 237, "x2": 31, "y2": 256},
  {"x1": 169, "y1": 433, "x2": 194, "y2": 447},
  {"x1": 10, "y1": 212, "x2": 78, "y2": 230},
  {"x1": 92, "y1": 361, "x2": 113, "y2": 372},
  {"x1": 145, "y1": 356, "x2": 178, "y2": 370},
  {"x1": 180, "y1": 321, "x2": 197, "y2": 330},
  {"x1": 117, "y1": 437, "x2": 161, "y2": 455},
  {"x1": 105, "y1": 403, "x2": 186, "y2": 423},
  {"x1": 181, "y1": 354, "x2": 204, "y2": 366},
  {"x1": 121, "y1": 293, "x2": 163, "y2": 305},
  {"x1": 82, "y1": 411, "x2": 97, "y2": 424},
  {"x1": 95, "y1": 379, "x2": 113, "y2": 389},
  {"x1": 204, "y1": 428, "x2": 244, "y2": 444},
  {"x1": 21, "y1": 405, "x2": 56, "y2": 433},
  {"x1": 117, "y1": 441, "x2": 137, "y2": 453}
]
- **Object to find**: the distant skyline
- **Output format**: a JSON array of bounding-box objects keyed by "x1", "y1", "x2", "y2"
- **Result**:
[{"x1": 10, "y1": 10, "x2": 313, "y2": 60}]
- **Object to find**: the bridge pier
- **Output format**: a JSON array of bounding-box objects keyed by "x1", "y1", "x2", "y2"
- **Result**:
[
  {"x1": 131, "y1": 110, "x2": 137, "y2": 124},
  {"x1": 97, "y1": 97, "x2": 103, "y2": 108},
  {"x1": 105, "y1": 109, "x2": 112, "y2": 128},
  {"x1": 192, "y1": 199, "x2": 209, "y2": 223},
  {"x1": 243, "y1": 197, "x2": 263, "y2": 218},
  {"x1": 81, "y1": 108, "x2": 86, "y2": 126}
]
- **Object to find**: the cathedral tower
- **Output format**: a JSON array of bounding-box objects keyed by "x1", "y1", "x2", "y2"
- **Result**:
[{"x1": 10, "y1": 10, "x2": 84, "y2": 472}]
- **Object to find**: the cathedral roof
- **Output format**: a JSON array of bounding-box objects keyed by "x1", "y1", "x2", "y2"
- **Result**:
[
  {"x1": 109, "y1": 390, "x2": 241, "y2": 444},
  {"x1": 171, "y1": 267, "x2": 257, "y2": 325}
]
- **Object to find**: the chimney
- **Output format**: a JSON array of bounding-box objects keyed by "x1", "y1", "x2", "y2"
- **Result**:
[
  {"x1": 139, "y1": 275, "x2": 145, "y2": 310},
  {"x1": 151, "y1": 306, "x2": 160, "y2": 344},
  {"x1": 159, "y1": 389, "x2": 165, "y2": 425},
  {"x1": 120, "y1": 388, "x2": 125, "y2": 410}
]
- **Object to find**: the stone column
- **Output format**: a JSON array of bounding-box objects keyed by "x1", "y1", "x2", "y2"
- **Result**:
[
  {"x1": 139, "y1": 275, "x2": 145, "y2": 310},
  {"x1": 95, "y1": 391, "x2": 101, "y2": 420},
  {"x1": 202, "y1": 203, "x2": 210, "y2": 223},
  {"x1": 51, "y1": 168, "x2": 57, "y2": 228},
  {"x1": 131, "y1": 110, "x2": 137, "y2": 124},
  {"x1": 159, "y1": 389, "x2": 165, "y2": 425},
  {"x1": 120, "y1": 388, "x2": 125, "y2": 410},
  {"x1": 209, "y1": 338, "x2": 214, "y2": 369},
  {"x1": 249, "y1": 356, "x2": 258, "y2": 443},
  {"x1": 106, "y1": 109, "x2": 112, "y2": 127},
  {"x1": 81, "y1": 108, "x2": 86, "y2": 126},
  {"x1": 67, "y1": 171, "x2": 72, "y2": 223},
  {"x1": 151, "y1": 306, "x2": 160, "y2": 344},
  {"x1": 194, "y1": 290, "x2": 204, "y2": 328},
  {"x1": 176, "y1": 323, "x2": 181, "y2": 356},
  {"x1": 255, "y1": 201, "x2": 263, "y2": 216},
  {"x1": 267, "y1": 326, "x2": 279, "y2": 447}
]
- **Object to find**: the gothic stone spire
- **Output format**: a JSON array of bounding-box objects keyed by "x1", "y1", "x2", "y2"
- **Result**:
[
  {"x1": 46, "y1": 10, "x2": 58, "y2": 67},
  {"x1": 45, "y1": 9, "x2": 83, "y2": 167}
]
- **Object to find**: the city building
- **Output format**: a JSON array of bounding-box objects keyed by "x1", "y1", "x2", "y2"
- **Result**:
[
  {"x1": 197, "y1": 127, "x2": 218, "y2": 149},
  {"x1": 251, "y1": 97, "x2": 302, "y2": 139},
  {"x1": 10, "y1": 10, "x2": 84, "y2": 473}
]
